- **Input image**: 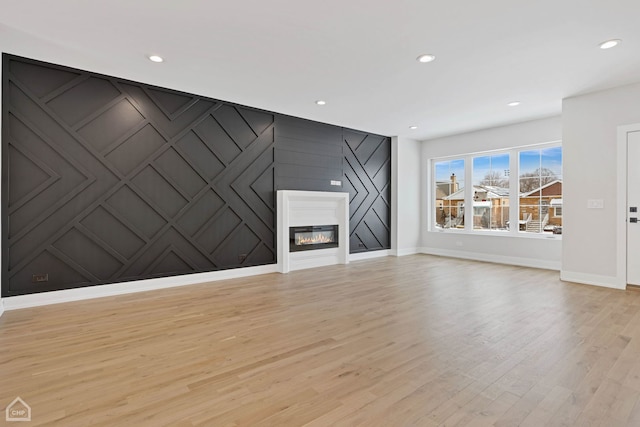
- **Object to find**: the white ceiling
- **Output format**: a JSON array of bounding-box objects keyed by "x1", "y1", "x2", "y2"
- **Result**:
[{"x1": 2, "y1": 0, "x2": 640, "y2": 140}]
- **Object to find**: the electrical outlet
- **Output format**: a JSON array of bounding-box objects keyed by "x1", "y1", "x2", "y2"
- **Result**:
[
  {"x1": 238, "y1": 254, "x2": 247, "y2": 263},
  {"x1": 358, "y1": 243, "x2": 365, "y2": 247},
  {"x1": 330, "y1": 180, "x2": 342, "y2": 186},
  {"x1": 32, "y1": 273, "x2": 49, "y2": 283}
]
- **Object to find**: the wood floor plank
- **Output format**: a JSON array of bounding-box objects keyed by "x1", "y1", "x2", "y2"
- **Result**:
[{"x1": 2, "y1": 254, "x2": 640, "y2": 426}]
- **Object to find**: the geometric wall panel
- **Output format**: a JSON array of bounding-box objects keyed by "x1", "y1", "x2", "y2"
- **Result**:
[
  {"x1": 2, "y1": 54, "x2": 390, "y2": 296},
  {"x1": 343, "y1": 129, "x2": 392, "y2": 253},
  {"x1": 2, "y1": 55, "x2": 276, "y2": 296},
  {"x1": 274, "y1": 117, "x2": 391, "y2": 254}
]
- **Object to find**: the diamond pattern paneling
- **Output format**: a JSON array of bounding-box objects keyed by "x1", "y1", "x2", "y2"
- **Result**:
[
  {"x1": 47, "y1": 77, "x2": 121, "y2": 126},
  {"x1": 343, "y1": 130, "x2": 391, "y2": 253},
  {"x1": 2, "y1": 55, "x2": 390, "y2": 296},
  {"x1": 176, "y1": 131, "x2": 226, "y2": 181},
  {"x1": 2, "y1": 55, "x2": 276, "y2": 296},
  {"x1": 77, "y1": 99, "x2": 145, "y2": 152},
  {"x1": 105, "y1": 124, "x2": 166, "y2": 175},
  {"x1": 79, "y1": 207, "x2": 146, "y2": 259},
  {"x1": 7, "y1": 145, "x2": 57, "y2": 205},
  {"x1": 106, "y1": 185, "x2": 167, "y2": 239}
]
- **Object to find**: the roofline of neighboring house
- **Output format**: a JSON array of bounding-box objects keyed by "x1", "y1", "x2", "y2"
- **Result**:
[
  {"x1": 443, "y1": 185, "x2": 507, "y2": 200},
  {"x1": 441, "y1": 179, "x2": 563, "y2": 200},
  {"x1": 520, "y1": 179, "x2": 562, "y2": 197}
]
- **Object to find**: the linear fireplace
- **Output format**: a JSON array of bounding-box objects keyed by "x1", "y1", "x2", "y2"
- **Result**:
[{"x1": 289, "y1": 225, "x2": 339, "y2": 252}]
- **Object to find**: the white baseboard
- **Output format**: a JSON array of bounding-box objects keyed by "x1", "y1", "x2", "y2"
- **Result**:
[
  {"x1": 349, "y1": 249, "x2": 392, "y2": 261},
  {"x1": 420, "y1": 247, "x2": 561, "y2": 271},
  {"x1": 560, "y1": 270, "x2": 626, "y2": 290},
  {"x1": 390, "y1": 248, "x2": 419, "y2": 257},
  {"x1": 2, "y1": 264, "x2": 278, "y2": 311},
  {"x1": 1, "y1": 251, "x2": 408, "y2": 311}
]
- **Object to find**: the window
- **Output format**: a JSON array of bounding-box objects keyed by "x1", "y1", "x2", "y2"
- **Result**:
[
  {"x1": 519, "y1": 146, "x2": 562, "y2": 234},
  {"x1": 433, "y1": 159, "x2": 464, "y2": 229},
  {"x1": 472, "y1": 154, "x2": 510, "y2": 231},
  {"x1": 431, "y1": 143, "x2": 562, "y2": 237}
]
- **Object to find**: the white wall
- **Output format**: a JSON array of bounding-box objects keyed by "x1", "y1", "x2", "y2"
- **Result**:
[
  {"x1": 421, "y1": 116, "x2": 563, "y2": 270},
  {"x1": 562, "y1": 81, "x2": 640, "y2": 289},
  {"x1": 391, "y1": 136, "x2": 421, "y2": 255}
]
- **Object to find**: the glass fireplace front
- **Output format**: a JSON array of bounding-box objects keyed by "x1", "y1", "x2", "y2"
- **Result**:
[{"x1": 289, "y1": 225, "x2": 338, "y2": 252}]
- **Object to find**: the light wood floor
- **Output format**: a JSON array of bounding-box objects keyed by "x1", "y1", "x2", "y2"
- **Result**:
[{"x1": 2, "y1": 255, "x2": 640, "y2": 426}]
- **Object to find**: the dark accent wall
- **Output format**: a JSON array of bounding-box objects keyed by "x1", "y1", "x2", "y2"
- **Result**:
[
  {"x1": 275, "y1": 115, "x2": 343, "y2": 192},
  {"x1": 343, "y1": 129, "x2": 391, "y2": 253},
  {"x1": 274, "y1": 117, "x2": 391, "y2": 253},
  {"x1": 2, "y1": 54, "x2": 390, "y2": 296}
]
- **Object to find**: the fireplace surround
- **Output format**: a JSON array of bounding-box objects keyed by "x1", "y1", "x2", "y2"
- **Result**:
[{"x1": 277, "y1": 190, "x2": 349, "y2": 273}]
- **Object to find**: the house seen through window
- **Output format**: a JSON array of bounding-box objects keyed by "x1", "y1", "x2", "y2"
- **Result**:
[
  {"x1": 472, "y1": 154, "x2": 510, "y2": 231},
  {"x1": 432, "y1": 144, "x2": 562, "y2": 235},
  {"x1": 518, "y1": 146, "x2": 562, "y2": 234},
  {"x1": 434, "y1": 159, "x2": 464, "y2": 229}
]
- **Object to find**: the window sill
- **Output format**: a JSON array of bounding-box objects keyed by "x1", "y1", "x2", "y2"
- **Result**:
[{"x1": 429, "y1": 228, "x2": 562, "y2": 240}]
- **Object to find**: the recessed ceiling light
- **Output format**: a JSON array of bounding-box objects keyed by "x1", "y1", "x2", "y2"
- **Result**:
[
  {"x1": 148, "y1": 55, "x2": 164, "y2": 63},
  {"x1": 599, "y1": 39, "x2": 621, "y2": 49},
  {"x1": 409, "y1": 126, "x2": 418, "y2": 130},
  {"x1": 416, "y1": 54, "x2": 436, "y2": 63},
  {"x1": 508, "y1": 101, "x2": 521, "y2": 107},
  {"x1": 315, "y1": 100, "x2": 326, "y2": 106}
]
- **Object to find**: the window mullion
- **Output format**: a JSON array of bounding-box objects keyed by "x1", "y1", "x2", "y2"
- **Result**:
[
  {"x1": 430, "y1": 142, "x2": 561, "y2": 237},
  {"x1": 464, "y1": 155, "x2": 473, "y2": 231},
  {"x1": 509, "y1": 148, "x2": 519, "y2": 235}
]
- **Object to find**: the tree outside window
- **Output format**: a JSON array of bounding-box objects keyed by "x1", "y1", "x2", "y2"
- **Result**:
[
  {"x1": 434, "y1": 159, "x2": 464, "y2": 229},
  {"x1": 472, "y1": 154, "x2": 510, "y2": 231}
]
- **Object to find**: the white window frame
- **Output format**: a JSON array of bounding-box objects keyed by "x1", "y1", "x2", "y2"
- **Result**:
[
  {"x1": 430, "y1": 141, "x2": 562, "y2": 239},
  {"x1": 554, "y1": 206, "x2": 562, "y2": 217},
  {"x1": 432, "y1": 158, "x2": 466, "y2": 231}
]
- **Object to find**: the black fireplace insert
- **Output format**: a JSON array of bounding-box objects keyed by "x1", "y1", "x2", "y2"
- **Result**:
[{"x1": 289, "y1": 225, "x2": 339, "y2": 252}]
